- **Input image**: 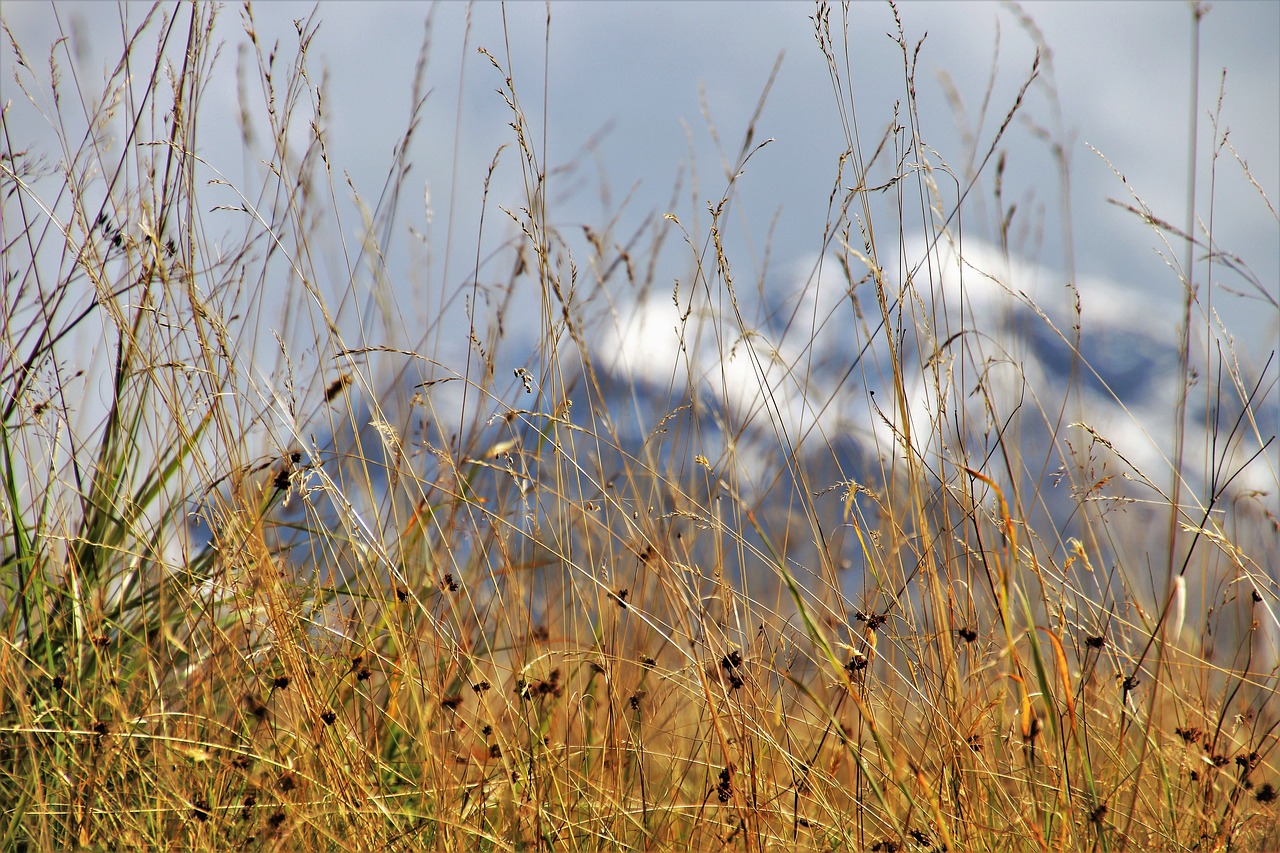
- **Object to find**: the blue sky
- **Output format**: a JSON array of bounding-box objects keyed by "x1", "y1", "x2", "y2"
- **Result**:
[{"x1": 5, "y1": 2, "x2": 1277, "y2": 380}]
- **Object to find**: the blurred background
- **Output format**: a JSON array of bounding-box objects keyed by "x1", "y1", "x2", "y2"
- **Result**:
[
  {"x1": 4, "y1": 1, "x2": 1277, "y2": 572},
  {"x1": 5, "y1": 1, "x2": 1276, "y2": 349}
]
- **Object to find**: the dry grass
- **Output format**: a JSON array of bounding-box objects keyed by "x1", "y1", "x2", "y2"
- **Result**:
[{"x1": 1, "y1": 2, "x2": 1276, "y2": 851}]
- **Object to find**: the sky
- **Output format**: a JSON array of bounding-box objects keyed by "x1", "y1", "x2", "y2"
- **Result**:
[
  {"x1": 6, "y1": 2, "x2": 1276, "y2": 317},
  {"x1": 4, "y1": 1, "x2": 1277, "y2": 437}
]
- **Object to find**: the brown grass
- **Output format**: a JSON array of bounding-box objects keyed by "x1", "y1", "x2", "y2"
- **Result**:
[{"x1": 1, "y1": 2, "x2": 1275, "y2": 850}]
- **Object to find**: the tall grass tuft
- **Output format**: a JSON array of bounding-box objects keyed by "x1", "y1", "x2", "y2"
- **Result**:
[{"x1": 1, "y1": 2, "x2": 1275, "y2": 851}]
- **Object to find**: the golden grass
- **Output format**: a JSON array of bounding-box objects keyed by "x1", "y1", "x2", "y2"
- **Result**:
[{"x1": 1, "y1": 2, "x2": 1275, "y2": 850}]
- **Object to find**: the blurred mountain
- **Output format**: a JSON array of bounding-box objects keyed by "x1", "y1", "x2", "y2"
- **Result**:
[{"x1": 590, "y1": 234, "x2": 1278, "y2": 584}]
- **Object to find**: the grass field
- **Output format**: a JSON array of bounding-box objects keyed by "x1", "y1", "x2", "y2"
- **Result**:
[{"x1": 1, "y1": 2, "x2": 1277, "y2": 850}]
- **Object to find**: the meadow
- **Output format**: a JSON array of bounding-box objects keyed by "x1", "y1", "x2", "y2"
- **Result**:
[{"x1": 1, "y1": 2, "x2": 1276, "y2": 850}]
